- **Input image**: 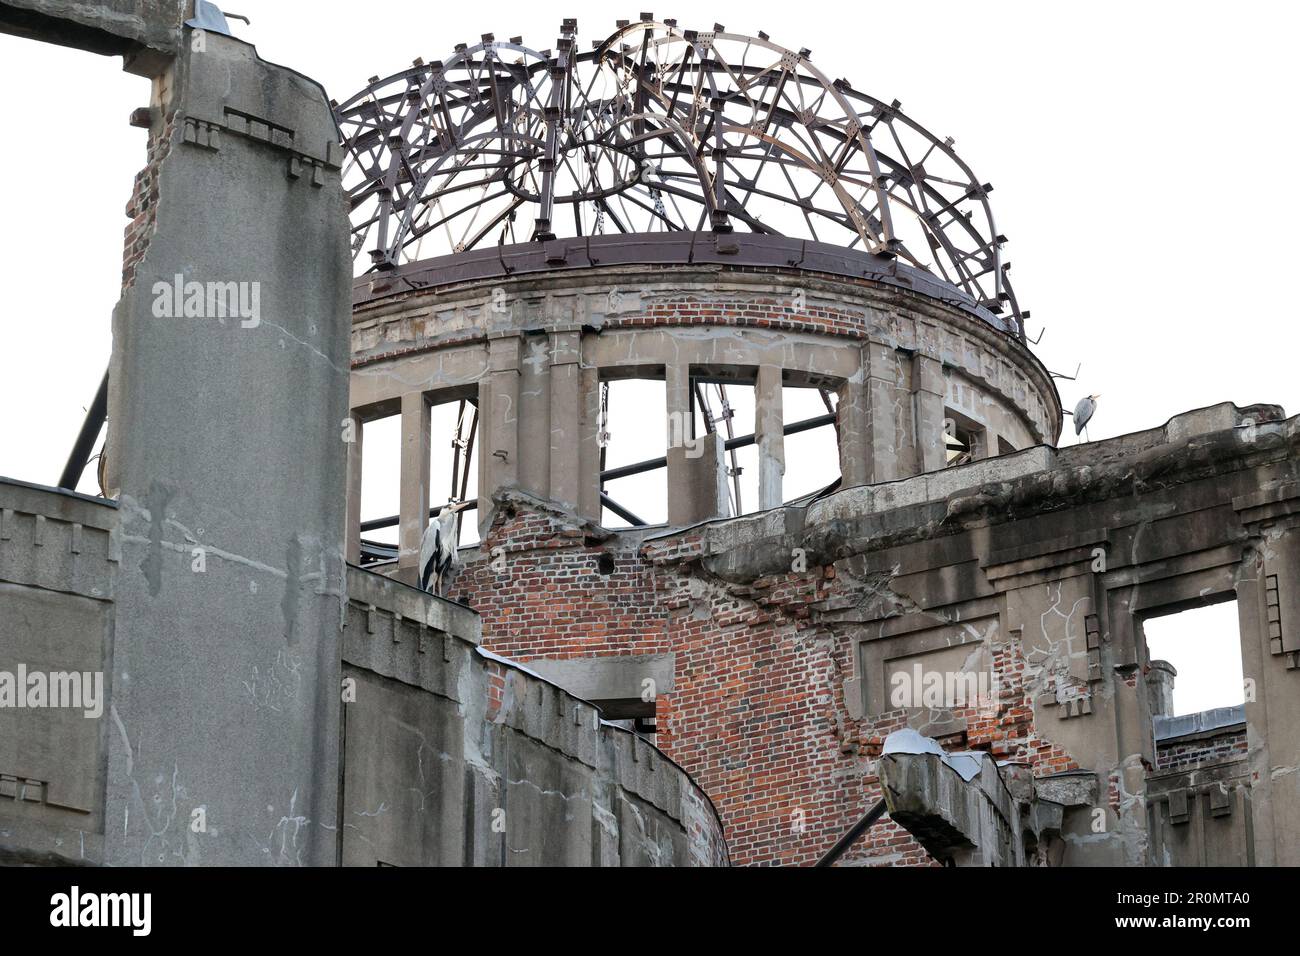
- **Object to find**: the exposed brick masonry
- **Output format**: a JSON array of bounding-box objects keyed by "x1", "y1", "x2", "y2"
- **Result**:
[
  {"x1": 1157, "y1": 729, "x2": 1248, "y2": 773},
  {"x1": 122, "y1": 108, "x2": 177, "y2": 292},
  {"x1": 452, "y1": 498, "x2": 1083, "y2": 866}
]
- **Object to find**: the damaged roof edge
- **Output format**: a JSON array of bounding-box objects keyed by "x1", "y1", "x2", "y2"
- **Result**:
[{"x1": 641, "y1": 402, "x2": 1295, "y2": 569}]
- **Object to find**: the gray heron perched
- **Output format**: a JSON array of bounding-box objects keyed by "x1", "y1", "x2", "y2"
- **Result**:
[
  {"x1": 1072, "y1": 394, "x2": 1100, "y2": 441},
  {"x1": 419, "y1": 500, "x2": 474, "y2": 596}
]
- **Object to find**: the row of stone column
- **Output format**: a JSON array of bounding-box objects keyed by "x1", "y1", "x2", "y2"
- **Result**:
[{"x1": 345, "y1": 335, "x2": 997, "y2": 572}]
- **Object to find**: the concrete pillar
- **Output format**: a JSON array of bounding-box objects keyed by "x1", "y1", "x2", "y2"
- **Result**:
[
  {"x1": 838, "y1": 349, "x2": 871, "y2": 489},
  {"x1": 517, "y1": 333, "x2": 550, "y2": 498},
  {"x1": 398, "y1": 391, "x2": 431, "y2": 583},
  {"x1": 666, "y1": 361, "x2": 695, "y2": 526},
  {"x1": 549, "y1": 330, "x2": 582, "y2": 512},
  {"x1": 102, "y1": 32, "x2": 348, "y2": 865},
  {"x1": 1236, "y1": 514, "x2": 1300, "y2": 864},
  {"x1": 755, "y1": 364, "x2": 785, "y2": 510},
  {"x1": 345, "y1": 410, "x2": 363, "y2": 564},
  {"x1": 914, "y1": 355, "x2": 946, "y2": 474},
  {"x1": 478, "y1": 335, "x2": 521, "y2": 537},
  {"x1": 578, "y1": 362, "x2": 602, "y2": 523},
  {"x1": 1146, "y1": 660, "x2": 1177, "y2": 717},
  {"x1": 668, "y1": 432, "x2": 728, "y2": 525},
  {"x1": 701, "y1": 432, "x2": 730, "y2": 520},
  {"x1": 1267, "y1": 530, "x2": 1300, "y2": 658},
  {"x1": 865, "y1": 342, "x2": 901, "y2": 482}
]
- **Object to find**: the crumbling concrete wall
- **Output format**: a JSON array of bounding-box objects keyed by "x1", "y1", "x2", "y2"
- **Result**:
[
  {"x1": 0, "y1": 0, "x2": 184, "y2": 73},
  {"x1": 0, "y1": 3, "x2": 727, "y2": 869},
  {"x1": 97, "y1": 27, "x2": 351, "y2": 866},
  {"x1": 0, "y1": 479, "x2": 116, "y2": 864},
  {"x1": 435, "y1": 400, "x2": 1299, "y2": 866},
  {"x1": 0, "y1": 485, "x2": 726, "y2": 866},
  {"x1": 339, "y1": 567, "x2": 727, "y2": 866},
  {"x1": 877, "y1": 729, "x2": 1100, "y2": 866}
]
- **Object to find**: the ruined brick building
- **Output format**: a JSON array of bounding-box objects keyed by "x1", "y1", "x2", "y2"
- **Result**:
[
  {"x1": 1, "y1": 3, "x2": 1297, "y2": 867},
  {"x1": 339, "y1": 19, "x2": 1300, "y2": 867}
]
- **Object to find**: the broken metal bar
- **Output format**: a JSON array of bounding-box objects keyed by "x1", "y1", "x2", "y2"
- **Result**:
[
  {"x1": 58, "y1": 368, "x2": 109, "y2": 491},
  {"x1": 360, "y1": 498, "x2": 480, "y2": 534},
  {"x1": 359, "y1": 539, "x2": 398, "y2": 562},
  {"x1": 360, "y1": 410, "x2": 838, "y2": 533},
  {"x1": 815, "y1": 798, "x2": 887, "y2": 867},
  {"x1": 600, "y1": 411, "x2": 837, "y2": 482},
  {"x1": 600, "y1": 492, "x2": 646, "y2": 527}
]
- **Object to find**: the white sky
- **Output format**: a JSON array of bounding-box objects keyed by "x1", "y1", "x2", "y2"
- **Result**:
[
  {"x1": 0, "y1": 0, "x2": 1285, "y2": 711},
  {"x1": 1145, "y1": 602, "x2": 1245, "y2": 717}
]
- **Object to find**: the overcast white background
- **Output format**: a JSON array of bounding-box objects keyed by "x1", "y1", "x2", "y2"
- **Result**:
[{"x1": 2, "y1": 0, "x2": 1289, "y2": 713}]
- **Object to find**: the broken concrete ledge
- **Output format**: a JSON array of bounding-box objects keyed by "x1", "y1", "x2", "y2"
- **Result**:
[
  {"x1": 348, "y1": 560, "x2": 481, "y2": 643},
  {"x1": 878, "y1": 730, "x2": 1098, "y2": 866},
  {"x1": 639, "y1": 402, "x2": 1296, "y2": 584}
]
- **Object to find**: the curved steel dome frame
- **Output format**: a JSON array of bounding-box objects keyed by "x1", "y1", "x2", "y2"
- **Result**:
[{"x1": 335, "y1": 16, "x2": 1025, "y2": 335}]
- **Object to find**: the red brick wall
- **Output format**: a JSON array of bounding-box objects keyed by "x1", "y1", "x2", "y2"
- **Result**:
[
  {"x1": 453, "y1": 498, "x2": 1081, "y2": 866},
  {"x1": 450, "y1": 503, "x2": 670, "y2": 661},
  {"x1": 122, "y1": 108, "x2": 177, "y2": 292},
  {"x1": 1157, "y1": 729, "x2": 1248, "y2": 772}
]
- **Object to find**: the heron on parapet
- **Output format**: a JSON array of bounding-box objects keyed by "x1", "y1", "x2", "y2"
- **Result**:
[
  {"x1": 419, "y1": 500, "x2": 474, "y2": 596},
  {"x1": 1071, "y1": 394, "x2": 1100, "y2": 442}
]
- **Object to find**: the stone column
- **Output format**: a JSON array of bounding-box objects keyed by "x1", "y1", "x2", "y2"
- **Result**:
[
  {"x1": 667, "y1": 432, "x2": 728, "y2": 525},
  {"x1": 1146, "y1": 660, "x2": 1177, "y2": 717},
  {"x1": 549, "y1": 330, "x2": 582, "y2": 513},
  {"x1": 578, "y1": 362, "x2": 602, "y2": 523},
  {"x1": 398, "y1": 391, "x2": 430, "y2": 583},
  {"x1": 755, "y1": 364, "x2": 785, "y2": 510},
  {"x1": 700, "y1": 432, "x2": 730, "y2": 521},
  {"x1": 914, "y1": 354, "x2": 946, "y2": 474},
  {"x1": 865, "y1": 342, "x2": 901, "y2": 482},
  {"x1": 1234, "y1": 488, "x2": 1300, "y2": 864},
  {"x1": 517, "y1": 333, "x2": 550, "y2": 499},
  {"x1": 102, "y1": 32, "x2": 348, "y2": 866},
  {"x1": 345, "y1": 410, "x2": 363, "y2": 564},
  {"x1": 478, "y1": 335, "x2": 521, "y2": 537},
  {"x1": 837, "y1": 347, "x2": 871, "y2": 488},
  {"x1": 666, "y1": 361, "x2": 695, "y2": 526}
]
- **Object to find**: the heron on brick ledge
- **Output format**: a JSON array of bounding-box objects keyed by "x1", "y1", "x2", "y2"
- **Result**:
[{"x1": 419, "y1": 500, "x2": 474, "y2": 596}]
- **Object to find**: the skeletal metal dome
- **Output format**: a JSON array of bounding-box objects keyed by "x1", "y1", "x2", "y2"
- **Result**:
[{"x1": 336, "y1": 16, "x2": 1023, "y2": 332}]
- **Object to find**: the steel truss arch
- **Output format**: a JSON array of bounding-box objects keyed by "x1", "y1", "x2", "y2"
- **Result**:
[{"x1": 336, "y1": 17, "x2": 1024, "y2": 333}]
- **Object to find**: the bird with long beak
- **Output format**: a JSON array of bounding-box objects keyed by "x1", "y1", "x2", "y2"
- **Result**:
[
  {"x1": 1072, "y1": 394, "x2": 1100, "y2": 442},
  {"x1": 419, "y1": 499, "x2": 475, "y2": 596}
]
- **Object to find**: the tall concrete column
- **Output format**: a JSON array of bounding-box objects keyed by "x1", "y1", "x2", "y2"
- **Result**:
[
  {"x1": 398, "y1": 392, "x2": 430, "y2": 583},
  {"x1": 666, "y1": 361, "x2": 695, "y2": 526},
  {"x1": 548, "y1": 330, "x2": 582, "y2": 512},
  {"x1": 865, "y1": 342, "x2": 901, "y2": 482},
  {"x1": 517, "y1": 333, "x2": 551, "y2": 498},
  {"x1": 478, "y1": 335, "x2": 521, "y2": 537},
  {"x1": 578, "y1": 362, "x2": 602, "y2": 523},
  {"x1": 345, "y1": 411, "x2": 364, "y2": 564},
  {"x1": 755, "y1": 364, "x2": 785, "y2": 510},
  {"x1": 838, "y1": 349, "x2": 871, "y2": 488},
  {"x1": 1234, "y1": 493, "x2": 1300, "y2": 863},
  {"x1": 102, "y1": 32, "x2": 348, "y2": 865},
  {"x1": 667, "y1": 432, "x2": 728, "y2": 525},
  {"x1": 914, "y1": 354, "x2": 947, "y2": 473}
]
